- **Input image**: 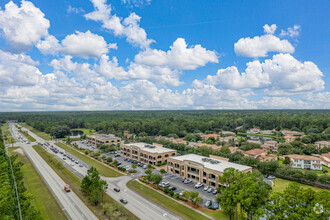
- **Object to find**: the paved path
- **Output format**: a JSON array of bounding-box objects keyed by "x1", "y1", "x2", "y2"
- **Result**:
[{"x1": 12, "y1": 125, "x2": 98, "y2": 220}]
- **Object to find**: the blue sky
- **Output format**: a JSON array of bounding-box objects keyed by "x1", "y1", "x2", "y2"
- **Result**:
[{"x1": 0, "y1": 0, "x2": 329, "y2": 111}]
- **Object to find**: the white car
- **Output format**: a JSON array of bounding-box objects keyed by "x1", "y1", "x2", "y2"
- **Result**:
[{"x1": 204, "y1": 186, "x2": 209, "y2": 191}]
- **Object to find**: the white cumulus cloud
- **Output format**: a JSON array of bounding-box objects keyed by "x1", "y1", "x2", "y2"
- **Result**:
[
  {"x1": 85, "y1": 0, "x2": 154, "y2": 49},
  {"x1": 61, "y1": 30, "x2": 116, "y2": 58},
  {"x1": 234, "y1": 25, "x2": 294, "y2": 58},
  {"x1": 280, "y1": 25, "x2": 301, "y2": 38},
  {"x1": 135, "y1": 38, "x2": 218, "y2": 70},
  {"x1": 0, "y1": 0, "x2": 50, "y2": 51}
]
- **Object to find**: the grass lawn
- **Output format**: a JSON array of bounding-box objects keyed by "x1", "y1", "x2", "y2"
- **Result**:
[
  {"x1": 20, "y1": 130, "x2": 37, "y2": 142},
  {"x1": 71, "y1": 128, "x2": 95, "y2": 135},
  {"x1": 55, "y1": 142, "x2": 122, "y2": 177},
  {"x1": 21, "y1": 123, "x2": 52, "y2": 140},
  {"x1": 127, "y1": 180, "x2": 211, "y2": 220},
  {"x1": 2, "y1": 123, "x2": 9, "y2": 130},
  {"x1": 271, "y1": 178, "x2": 323, "y2": 194},
  {"x1": 33, "y1": 145, "x2": 137, "y2": 220},
  {"x1": 9, "y1": 147, "x2": 67, "y2": 220},
  {"x1": 201, "y1": 210, "x2": 229, "y2": 220}
]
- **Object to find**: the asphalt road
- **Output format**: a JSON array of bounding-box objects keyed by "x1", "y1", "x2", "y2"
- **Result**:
[
  {"x1": 104, "y1": 175, "x2": 182, "y2": 220},
  {"x1": 16, "y1": 125, "x2": 182, "y2": 220},
  {"x1": 12, "y1": 125, "x2": 98, "y2": 220}
]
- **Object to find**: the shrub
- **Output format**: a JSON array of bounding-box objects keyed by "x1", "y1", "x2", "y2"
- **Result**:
[
  {"x1": 160, "y1": 169, "x2": 166, "y2": 174},
  {"x1": 317, "y1": 174, "x2": 330, "y2": 184},
  {"x1": 164, "y1": 187, "x2": 170, "y2": 194},
  {"x1": 169, "y1": 190, "x2": 174, "y2": 197},
  {"x1": 305, "y1": 171, "x2": 318, "y2": 182},
  {"x1": 118, "y1": 167, "x2": 126, "y2": 172},
  {"x1": 129, "y1": 170, "x2": 137, "y2": 173},
  {"x1": 174, "y1": 193, "x2": 180, "y2": 200}
]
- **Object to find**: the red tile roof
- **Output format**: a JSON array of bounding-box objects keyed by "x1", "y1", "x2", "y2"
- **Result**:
[
  {"x1": 244, "y1": 148, "x2": 267, "y2": 156},
  {"x1": 284, "y1": 154, "x2": 322, "y2": 161}
]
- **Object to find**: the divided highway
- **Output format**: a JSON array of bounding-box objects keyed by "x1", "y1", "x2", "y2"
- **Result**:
[
  {"x1": 12, "y1": 125, "x2": 98, "y2": 220},
  {"x1": 17, "y1": 125, "x2": 182, "y2": 220}
]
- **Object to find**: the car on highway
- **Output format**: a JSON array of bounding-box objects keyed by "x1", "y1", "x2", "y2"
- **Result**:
[
  {"x1": 70, "y1": 163, "x2": 74, "y2": 166},
  {"x1": 63, "y1": 157, "x2": 66, "y2": 160},
  {"x1": 79, "y1": 164, "x2": 83, "y2": 167},
  {"x1": 120, "y1": 198, "x2": 128, "y2": 204},
  {"x1": 75, "y1": 161, "x2": 79, "y2": 164},
  {"x1": 64, "y1": 184, "x2": 71, "y2": 192},
  {"x1": 114, "y1": 188, "x2": 120, "y2": 192}
]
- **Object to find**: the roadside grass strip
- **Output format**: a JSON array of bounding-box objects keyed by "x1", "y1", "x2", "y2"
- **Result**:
[
  {"x1": 9, "y1": 147, "x2": 67, "y2": 220},
  {"x1": 33, "y1": 145, "x2": 138, "y2": 220},
  {"x1": 55, "y1": 142, "x2": 123, "y2": 177},
  {"x1": 21, "y1": 123, "x2": 52, "y2": 140},
  {"x1": 127, "y1": 179, "x2": 212, "y2": 220}
]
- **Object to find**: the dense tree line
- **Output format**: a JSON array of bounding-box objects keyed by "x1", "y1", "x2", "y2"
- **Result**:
[
  {"x1": 0, "y1": 110, "x2": 329, "y2": 138},
  {"x1": 0, "y1": 128, "x2": 41, "y2": 219}
]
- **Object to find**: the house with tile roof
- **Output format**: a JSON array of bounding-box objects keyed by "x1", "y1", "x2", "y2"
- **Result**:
[{"x1": 284, "y1": 154, "x2": 322, "y2": 171}]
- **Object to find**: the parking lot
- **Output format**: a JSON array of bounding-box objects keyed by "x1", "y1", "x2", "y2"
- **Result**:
[{"x1": 160, "y1": 173, "x2": 217, "y2": 204}]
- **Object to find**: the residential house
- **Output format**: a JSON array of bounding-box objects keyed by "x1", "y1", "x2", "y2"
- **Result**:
[
  {"x1": 260, "y1": 130, "x2": 274, "y2": 135},
  {"x1": 201, "y1": 133, "x2": 220, "y2": 141},
  {"x1": 284, "y1": 135, "x2": 300, "y2": 143},
  {"x1": 247, "y1": 128, "x2": 260, "y2": 134},
  {"x1": 244, "y1": 148, "x2": 278, "y2": 162},
  {"x1": 220, "y1": 131, "x2": 236, "y2": 136},
  {"x1": 284, "y1": 154, "x2": 322, "y2": 171},
  {"x1": 281, "y1": 130, "x2": 304, "y2": 136},
  {"x1": 320, "y1": 153, "x2": 330, "y2": 167},
  {"x1": 195, "y1": 142, "x2": 221, "y2": 150},
  {"x1": 261, "y1": 140, "x2": 278, "y2": 151},
  {"x1": 315, "y1": 141, "x2": 330, "y2": 149},
  {"x1": 219, "y1": 136, "x2": 237, "y2": 143}
]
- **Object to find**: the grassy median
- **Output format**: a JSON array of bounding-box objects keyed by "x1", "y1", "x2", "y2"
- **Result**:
[
  {"x1": 33, "y1": 145, "x2": 137, "y2": 220},
  {"x1": 127, "y1": 180, "x2": 211, "y2": 220},
  {"x1": 55, "y1": 142, "x2": 123, "y2": 177},
  {"x1": 21, "y1": 123, "x2": 52, "y2": 140},
  {"x1": 20, "y1": 130, "x2": 36, "y2": 142},
  {"x1": 9, "y1": 147, "x2": 67, "y2": 220}
]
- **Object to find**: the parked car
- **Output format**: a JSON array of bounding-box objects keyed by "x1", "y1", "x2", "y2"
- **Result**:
[
  {"x1": 204, "y1": 200, "x2": 212, "y2": 207},
  {"x1": 143, "y1": 165, "x2": 148, "y2": 169},
  {"x1": 114, "y1": 188, "x2": 120, "y2": 192},
  {"x1": 114, "y1": 154, "x2": 120, "y2": 157},
  {"x1": 63, "y1": 157, "x2": 66, "y2": 160},
  {"x1": 204, "y1": 186, "x2": 209, "y2": 191},
  {"x1": 207, "y1": 188, "x2": 213, "y2": 193},
  {"x1": 163, "y1": 182, "x2": 170, "y2": 187},
  {"x1": 75, "y1": 161, "x2": 79, "y2": 164},
  {"x1": 168, "y1": 186, "x2": 176, "y2": 191},
  {"x1": 195, "y1": 183, "x2": 204, "y2": 188},
  {"x1": 212, "y1": 202, "x2": 219, "y2": 209},
  {"x1": 120, "y1": 198, "x2": 128, "y2": 204},
  {"x1": 268, "y1": 175, "x2": 276, "y2": 179},
  {"x1": 212, "y1": 189, "x2": 217, "y2": 195},
  {"x1": 184, "y1": 179, "x2": 192, "y2": 184},
  {"x1": 79, "y1": 164, "x2": 83, "y2": 167}
]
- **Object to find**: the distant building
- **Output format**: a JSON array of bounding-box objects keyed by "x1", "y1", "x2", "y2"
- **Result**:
[
  {"x1": 86, "y1": 134, "x2": 121, "y2": 146},
  {"x1": 220, "y1": 131, "x2": 236, "y2": 136},
  {"x1": 219, "y1": 136, "x2": 237, "y2": 143},
  {"x1": 247, "y1": 128, "x2": 260, "y2": 134},
  {"x1": 123, "y1": 130, "x2": 136, "y2": 139},
  {"x1": 284, "y1": 135, "x2": 300, "y2": 143},
  {"x1": 281, "y1": 130, "x2": 304, "y2": 136},
  {"x1": 121, "y1": 142, "x2": 177, "y2": 165},
  {"x1": 261, "y1": 140, "x2": 278, "y2": 151},
  {"x1": 201, "y1": 134, "x2": 220, "y2": 141},
  {"x1": 194, "y1": 142, "x2": 221, "y2": 150},
  {"x1": 244, "y1": 148, "x2": 278, "y2": 162},
  {"x1": 247, "y1": 140, "x2": 261, "y2": 145},
  {"x1": 284, "y1": 154, "x2": 322, "y2": 171},
  {"x1": 260, "y1": 130, "x2": 274, "y2": 135},
  {"x1": 320, "y1": 153, "x2": 330, "y2": 167},
  {"x1": 167, "y1": 154, "x2": 252, "y2": 188},
  {"x1": 315, "y1": 141, "x2": 330, "y2": 149}
]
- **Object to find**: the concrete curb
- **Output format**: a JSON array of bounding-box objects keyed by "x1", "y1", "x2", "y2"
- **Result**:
[{"x1": 135, "y1": 179, "x2": 216, "y2": 220}]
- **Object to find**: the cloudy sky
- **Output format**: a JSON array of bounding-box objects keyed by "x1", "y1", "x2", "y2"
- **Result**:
[{"x1": 0, "y1": 0, "x2": 329, "y2": 111}]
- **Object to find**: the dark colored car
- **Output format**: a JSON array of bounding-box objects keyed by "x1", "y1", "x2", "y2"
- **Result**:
[
  {"x1": 212, "y1": 202, "x2": 219, "y2": 209},
  {"x1": 204, "y1": 200, "x2": 212, "y2": 207},
  {"x1": 168, "y1": 186, "x2": 177, "y2": 191},
  {"x1": 114, "y1": 188, "x2": 120, "y2": 192},
  {"x1": 120, "y1": 198, "x2": 128, "y2": 204}
]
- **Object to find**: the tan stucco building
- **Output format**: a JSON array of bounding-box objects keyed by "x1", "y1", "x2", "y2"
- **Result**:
[
  {"x1": 86, "y1": 134, "x2": 121, "y2": 145},
  {"x1": 167, "y1": 154, "x2": 252, "y2": 188},
  {"x1": 120, "y1": 142, "x2": 177, "y2": 165}
]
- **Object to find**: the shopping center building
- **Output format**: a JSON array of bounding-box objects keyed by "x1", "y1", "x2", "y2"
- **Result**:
[
  {"x1": 167, "y1": 154, "x2": 252, "y2": 187},
  {"x1": 120, "y1": 142, "x2": 177, "y2": 165},
  {"x1": 86, "y1": 134, "x2": 121, "y2": 145}
]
